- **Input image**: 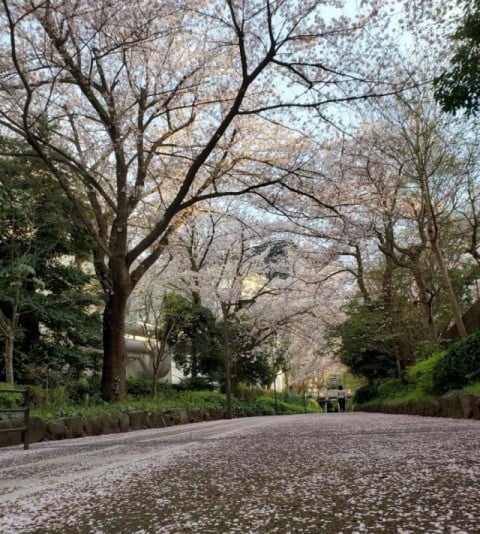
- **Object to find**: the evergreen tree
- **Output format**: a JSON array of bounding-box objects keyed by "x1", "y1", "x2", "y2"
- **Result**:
[
  {"x1": 0, "y1": 143, "x2": 101, "y2": 387},
  {"x1": 434, "y1": 0, "x2": 480, "y2": 115}
]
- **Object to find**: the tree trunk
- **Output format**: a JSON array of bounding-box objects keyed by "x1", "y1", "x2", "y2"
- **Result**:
[
  {"x1": 151, "y1": 367, "x2": 158, "y2": 399},
  {"x1": 1, "y1": 303, "x2": 18, "y2": 385},
  {"x1": 222, "y1": 323, "x2": 233, "y2": 419},
  {"x1": 101, "y1": 285, "x2": 129, "y2": 402},
  {"x1": 431, "y1": 238, "x2": 468, "y2": 339},
  {"x1": 225, "y1": 358, "x2": 233, "y2": 420},
  {"x1": 423, "y1": 182, "x2": 468, "y2": 340},
  {"x1": 4, "y1": 334, "x2": 15, "y2": 385},
  {"x1": 410, "y1": 268, "x2": 438, "y2": 341}
]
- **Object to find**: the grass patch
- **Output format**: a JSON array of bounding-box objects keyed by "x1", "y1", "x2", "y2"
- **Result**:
[
  {"x1": 356, "y1": 376, "x2": 436, "y2": 409},
  {"x1": 463, "y1": 381, "x2": 480, "y2": 396}
]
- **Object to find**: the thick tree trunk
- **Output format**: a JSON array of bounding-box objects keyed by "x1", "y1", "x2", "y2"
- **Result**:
[
  {"x1": 101, "y1": 282, "x2": 129, "y2": 402},
  {"x1": 1, "y1": 304, "x2": 18, "y2": 385}
]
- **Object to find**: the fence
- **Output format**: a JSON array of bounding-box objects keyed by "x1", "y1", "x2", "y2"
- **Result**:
[{"x1": 0, "y1": 388, "x2": 30, "y2": 450}]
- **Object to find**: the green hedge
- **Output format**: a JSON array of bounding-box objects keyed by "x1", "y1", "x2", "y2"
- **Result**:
[
  {"x1": 408, "y1": 351, "x2": 446, "y2": 395},
  {"x1": 431, "y1": 333, "x2": 480, "y2": 394}
]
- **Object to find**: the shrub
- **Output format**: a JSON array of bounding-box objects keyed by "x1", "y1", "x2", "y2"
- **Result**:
[
  {"x1": 464, "y1": 382, "x2": 480, "y2": 396},
  {"x1": 407, "y1": 351, "x2": 446, "y2": 395},
  {"x1": 68, "y1": 375, "x2": 102, "y2": 405},
  {"x1": 126, "y1": 375, "x2": 153, "y2": 397},
  {"x1": 432, "y1": 333, "x2": 480, "y2": 394},
  {"x1": 235, "y1": 384, "x2": 267, "y2": 403},
  {"x1": 376, "y1": 378, "x2": 410, "y2": 401},
  {"x1": 30, "y1": 385, "x2": 69, "y2": 409},
  {"x1": 254, "y1": 396, "x2": 280, "y2": 415},
  {"x1": 353, "y1": 383, "x2": 378, "y2": 404},
  {"x1": 0, "y1": 382, "x2": 23, "y2": 409},
  {"x1": 177, "y1": 376, "x2": 217, "y2": 391}
]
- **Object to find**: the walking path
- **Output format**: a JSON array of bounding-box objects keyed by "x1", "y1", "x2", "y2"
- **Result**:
[{"x1": 0, "y1": 413, "x2": 479, "y2": 533}]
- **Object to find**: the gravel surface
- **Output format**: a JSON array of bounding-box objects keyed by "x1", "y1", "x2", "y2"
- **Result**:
[{"x1": 0, "y1": 413, "x2": 479, "y2": 533}]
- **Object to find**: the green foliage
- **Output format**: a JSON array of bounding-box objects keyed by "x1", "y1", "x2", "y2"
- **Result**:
[
  {"x1": 29, "y1": 387, "x2": 320, "y2": 421},
  {"x1": 254, "y1": 395, "x2": 319, "y2": 415},
  {"x1": 376, "y1": 378, "x2": 413, "y2": 402},
  {"x1": 331, "y1": 300, "x2": 399, "y2": 381},
  {"x1": 0, "y1": 141, "x2": 101, "y2": 384},
  {"x1": 30, "y1": 385, "x2": 70, "y2": 410},
  {"x1": 354, "y1": 378, "x2": 430, "y2": 407},
  {"x1": 354, "y1": 339, "x2": 480, "y2": 407},
  {"x1": 434, "y1": 0, "x2": 480, "y2": 115},
  {"x1": 0, "y1": 382, "x2": 23, "y2": 408},
  {"x1": 234, "y1": 384, "x2": 267, "y2": 403},
  {"x1": 68, "y1": 375, "x2": 102, "y2": 405},
  {"x1": 176, "y1": 376, "x2": 217, "y2": 391},
  {"x1": 126, "y1": 375, "x2": 155, "y2": 397},
  {"x1": 165, "y1": 293, "x2": 222, "y2": 378},
  {"x1": 463, "y1": 382, "x2": 480, "y2": 396},
  {"x1": 27, "y1": 375, "x2": 103, "y2": 409},
  {"x1": 407, "y1": 352, "x2": 447, "y2": 395},
  {"x1": 126, "y1": 375, "x2": 179, "y2": 400},
  {"x1": 254, "y1": 396, "x2": 279, "y2": 415},
  {"x1": 431, "y1": 333, "x2": 480, "y2": 394},
  {"x1": 219, "y1": 318, "x2": 276, "y2": 389},
  {"x1": 353, "y1": 384, "x2": 379, "y2": 404}
]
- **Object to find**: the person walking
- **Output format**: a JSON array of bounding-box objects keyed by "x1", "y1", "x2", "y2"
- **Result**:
[{"x1": 337, "y1": 385, "x2": 346, "y2": 412}]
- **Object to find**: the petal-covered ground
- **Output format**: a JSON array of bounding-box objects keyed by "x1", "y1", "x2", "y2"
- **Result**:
[{"x1": 0, "y1": 413, "x2": 479, "y2": 533}]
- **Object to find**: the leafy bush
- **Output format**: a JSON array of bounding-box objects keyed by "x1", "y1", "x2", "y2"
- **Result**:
[
  {"x1": 177, "y1": 376, "x2": 217, "y2": 391},
  {"x1": 0, "y1": 382, "x2": 23, "y2": 408},
  {"x1": 126, "y1": 375, "x2": 153, "y2": 397},
  {"x1": 376, "y1": 378, "x2": 412, "y2": 401},
  {"x1": 353, "y1": 383, "x2": 378, "y2": 404},
  {"x1": 254, "y1": 395, "x2": 320, "y2": 414},
  {"x1": 30, "y1": 385, "x2": 69, "y2": 409},
  {"x1": 432, "y1": 333, "x2": 480, "y2": 394},
  {"x1": 68, "y1": 375, "x2": 102, "y2": 405},
  {"x1": 254, "y1": 396, "x2": 278, "y2": 415},
  {"x1": 235, "y1": 384, "x2": 267, "y2": 403},
  {"x1": 464, "y1": 382, "x2": 480, "y2": 396},
  {"x1": 407, "y1": 351, "x2": 446, "y2": 395}
]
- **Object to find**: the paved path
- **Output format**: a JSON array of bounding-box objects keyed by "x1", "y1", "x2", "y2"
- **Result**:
[{"x1": 0, "y1": 413, "x2": 479, "y2": 533}]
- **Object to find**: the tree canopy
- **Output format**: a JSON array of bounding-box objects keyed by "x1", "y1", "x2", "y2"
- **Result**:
[
  {"x1": 434, "y1": 0, "x2": 480, "y2": 115},
  {"x1": 0, "y1": 142, "x2": 101, "y2": 386}
]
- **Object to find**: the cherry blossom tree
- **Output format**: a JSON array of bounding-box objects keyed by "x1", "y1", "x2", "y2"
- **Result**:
[
  {"x1": 330, "y1": 86, "x2": 480, "y2": 370},
  {"x1": 0, "y1": 0, "x2": 405, "y2": 401}
]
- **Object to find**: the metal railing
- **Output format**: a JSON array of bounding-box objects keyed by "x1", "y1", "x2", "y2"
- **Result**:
[{"x1": 0, "y1": 388, "x2": 30, "y2": 450}]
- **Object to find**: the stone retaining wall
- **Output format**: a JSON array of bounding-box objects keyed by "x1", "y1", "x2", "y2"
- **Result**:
[
  {"x1": 360, "y1": 391, "x2": 480, "y2": 420},
  {"x1": 3, "y1": 392, "x2": 479, "y2": 448},
  {"x1": 0, "y1": 408, "x2": 227, "y2": 448}
]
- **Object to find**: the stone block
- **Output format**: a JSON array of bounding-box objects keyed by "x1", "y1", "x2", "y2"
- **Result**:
[
  {"x1": 129, "y1": 411, "x2": 147, "y2": 431},
  {"x1": 119, "y1": 413, "x2": 130, "y2": 433},
  {"x1": 83, "y1": 416, "x2": 104, "y2": 436},
  {"x1": 102, "y1": 414, "x2": 121, "y2": 434},
  {"x1": 28, "y1": 416, "x2": 47, "y2": 443},
  {"x1": 46, "y1": 420, "x2": 67, "y2": 440},
  {"x1": 178, "y1": 409, "x2": 189, "y2": 424},
  {"x1": 458, "y1": 392, "x2": 475, "y2": 419},
  {"x1": 148, "y1": 412, "x2": 166, "y2": 428},
  {"x1": 441, "y1": 392, "x2": 464, "y2": 419},
  {"x1": 64, "y1": 416, "x2": 85, "y2": 439}
]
